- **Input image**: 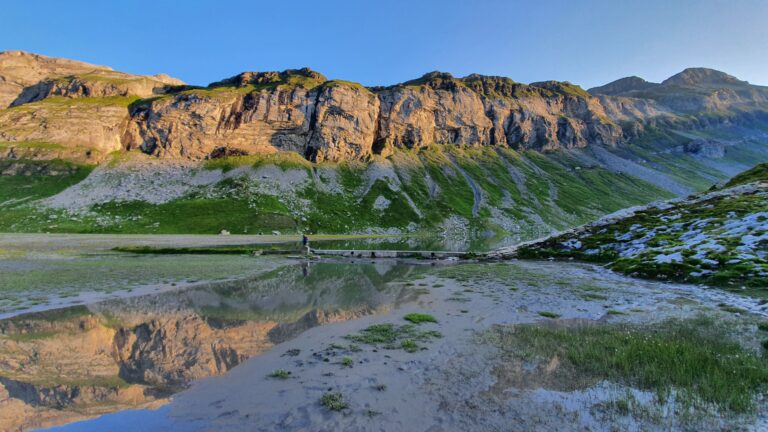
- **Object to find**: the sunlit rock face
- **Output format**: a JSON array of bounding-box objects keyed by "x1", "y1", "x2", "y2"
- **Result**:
[
  {"x1": 123, "y1": 71, "x2": 624, "y2": 161},
  {"x1": 3, "y1": 51, "x2": 768, "y2": 164}
]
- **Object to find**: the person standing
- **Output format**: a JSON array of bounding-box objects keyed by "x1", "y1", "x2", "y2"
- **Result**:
[{"x1": 302, "y1": 234, "x2": 310, "y2": 255}]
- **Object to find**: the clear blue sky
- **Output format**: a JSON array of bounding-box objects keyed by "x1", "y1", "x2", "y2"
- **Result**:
[{"x1": 2, "y1": 0, "x2": 766, "y2": 89}]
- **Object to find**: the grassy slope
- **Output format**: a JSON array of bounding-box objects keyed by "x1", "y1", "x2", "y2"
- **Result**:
[
  {"x1": 725, "y1": 163, "x2": 768, "y2": 187},
  {"x1": 0, "y1": 159, "x2": 93, "y2": 204},
  {"x1": 0, "y1": 147, "x2": 673, "y2": 237},
  {"x1": 519, "y1": 163, "x2": 768, "y2": 296}
]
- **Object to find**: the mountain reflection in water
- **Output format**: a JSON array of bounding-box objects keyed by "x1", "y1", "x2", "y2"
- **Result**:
[{"x1": 0, "y1": 261, "x2": 426, "y2": 431}]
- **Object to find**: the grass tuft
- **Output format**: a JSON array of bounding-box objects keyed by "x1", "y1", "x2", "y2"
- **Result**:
[
  {"x1": 320, "y1": 391, "x2": 348, "y2": 411},
  {"x1": 403, "y1": 313, "x2": 438, "y2": 324},
  {"x1": 268, "y1": 369, "x2": 292, "y2": 379}
]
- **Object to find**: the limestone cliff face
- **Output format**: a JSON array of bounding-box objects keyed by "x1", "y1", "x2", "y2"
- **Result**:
[
  {"x1": 0, "y1": 98, "x2": 131, "y2": 161},
  {"x1": 122, "y1": 71, "x2": 623, "y2": 161},
  {"x1": 375, "y1": 77, "x2": 494, "y2": 151},
  {"x1": 308, "y1": 83, "x2": 380, "y2": 162},
  {"x1": 0, "y1": 50, "x2": 183, "y2": 163},
  {"x1": 11, "y1": 70, "x2": 182, "y2": 106},
  {"x1": 123, "y1": 72, "x2": 380, "y2": 162},
  {"x1": 373, "y1": 74, "x2": 622, "y2": 153},
  {"x1": 0, "y1": 50, "x2": 114, "y2": 108}
]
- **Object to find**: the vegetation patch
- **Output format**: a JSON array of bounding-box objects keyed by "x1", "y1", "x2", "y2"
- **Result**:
[
  {"x1": 719, "y1": 304, "x2": 748, "y2": 314},
  {"x1": 0, "y1": 146, "x2": 674, "y2": 238},
  {"x1": 403, "y1": 313, "x2": 438, "y2": 324},
  {"x1": 345, "y1": 323, "x2": 441, "y2": 352},
  {"x1": 320, "y1": 391, "x2": 349, "y2": 411},
  {"x1": 724, "y1": 163, "x2": 768, "y2": 188},
  {"x1": 518, "y1": 166, "x2": 768, "y2": 297},
  {"x1": 268, "y1": 369, "x2": 292, "y2": 379},
  {"x1": 483, "y1": 317, "x2": 768, "y2": 413}
]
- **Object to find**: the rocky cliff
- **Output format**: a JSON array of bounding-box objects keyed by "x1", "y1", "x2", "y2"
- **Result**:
[
  {"x1": 122, "y1": 70, "x2": 623, "y2": 162},
  {"x1": 2, "y1": 52, "x2": 768, "y2": 164},
  {"x1": 0, "y1": 51, "x2": 184, "y2": 163}
]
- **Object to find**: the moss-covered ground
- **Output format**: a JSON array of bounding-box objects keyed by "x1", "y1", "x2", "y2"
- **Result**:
[{"x1": 519, "y1": 164, "x2": 768, "y2": 296}]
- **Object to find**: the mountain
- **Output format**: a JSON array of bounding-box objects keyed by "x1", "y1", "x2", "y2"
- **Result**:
[
  {"x1": 589, "y1": 67, "x2": 768, "y2": 115},
  {"x1": 587, "y1": 76, "x2": 659, "y2": 96},
  {"x1": 507, "y1": 163, "x2": 768, "y2": 294},
  {"x1": 1, "y1": 51, "x2": 768, "y2": 237}
]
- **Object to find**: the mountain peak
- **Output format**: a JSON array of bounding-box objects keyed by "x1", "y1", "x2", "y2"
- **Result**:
[
  {"x1": 395, "y1": 71, "x2": 462, "y2": 92},
  {"x1": 588, "y1": 76, "x2": 658, "y2": 96},
  {"x1": 208, "y1": 68, "x2": 328, "y2": 88},
  {"x1": 662, "y1": 67, "x2": 747, "y2": 88}
]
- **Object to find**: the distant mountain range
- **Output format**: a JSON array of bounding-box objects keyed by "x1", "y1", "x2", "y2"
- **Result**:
[{"x1": 1, "y1": 50, "x2": 767, "y2": 237}]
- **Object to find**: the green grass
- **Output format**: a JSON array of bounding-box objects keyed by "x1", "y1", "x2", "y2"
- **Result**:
[
  {"x1": 0, "y1": 147, "x2": 675, "y2": 237},
  {"x1": 320, "y1": 391, "x2": 348, "y2": 411},
  {"x1": 0, "y1": 141, "x2": 65, "y2": 150},
  {"x1": 485, "y1": 317, "x2": 768, "y2": 413},
  {"x1": 400, "y1": 339, "x2": 419, "y2": 352},
  {"x1": 5, "y1": 330, "x2": 59, "y2": 342},
  {"x1": 268, "y1": 369, "x2": 292, "y2": 379},
  {"x1": 345, "y1": 323, "x2": 441, "y2": 351},
  {"x1": 725, "y1": 163, "x2": 768, "y2": 187},
  {"x1": 113, "y1": 244, "x2": 298, "y2": 255},
  {"x1": 203, "y1": 152, "x2": 313, "y2": 172},
  {"x1": 340, "y1": 356, "x2": 354, "y2": 367},
  {"x1": 403, "y1": 313, "x2": 438, "y2": 324},
  {"x1": 22, "y1": 95, "x2": 141, "y2": 108},
  {"x1": 0, "y1": 160, "x2": 93, "y2": 204},
  {"x1": 538, "y1": 311, "x2": 561, "y2": 319},
  {"x1": 719, "y1": 304, "x2": 748, "y2": 314}
]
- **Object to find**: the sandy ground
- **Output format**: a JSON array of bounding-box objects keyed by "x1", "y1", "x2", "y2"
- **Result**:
[{"x1": 45, "y1": 260, "x2": 768, "y2": 432}]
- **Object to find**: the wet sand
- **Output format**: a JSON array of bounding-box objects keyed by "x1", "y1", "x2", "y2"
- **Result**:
[{"x1": 44, "y1": 260, "x2": 768, "y2": 432}]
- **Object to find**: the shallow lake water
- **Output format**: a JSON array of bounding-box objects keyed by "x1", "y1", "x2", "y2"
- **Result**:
[{"x1": 1, "y1": 235, "x2": 767, "y2": 431}]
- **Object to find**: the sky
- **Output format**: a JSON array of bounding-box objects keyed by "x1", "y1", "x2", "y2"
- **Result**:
[{"x1": 2, "y1": 0, "x2": 766, "y2": 89}]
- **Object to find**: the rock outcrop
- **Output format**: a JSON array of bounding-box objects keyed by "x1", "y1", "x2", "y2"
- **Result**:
[
  {"x1": 0, "y1": 50, "x2": 183, "y2": 162},
  {"x1": 11, "y1": 70, "x2": 183, "y2": 106},
  {"x1": 0, "y1": 98, "x2": 132, "y2": 162},
  {"x1": 0, "y1": 50, "x2": 112, "y2": 108},
  {"x1": 123, "y1": 70, "x2": 380, "y2": 162}
]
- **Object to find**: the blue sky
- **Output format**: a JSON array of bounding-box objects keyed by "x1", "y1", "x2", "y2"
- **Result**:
[{"x1": 2, "y1": 0, "x2": 766, "y2": 88}]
